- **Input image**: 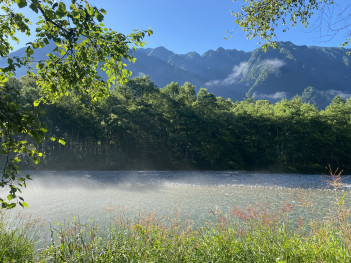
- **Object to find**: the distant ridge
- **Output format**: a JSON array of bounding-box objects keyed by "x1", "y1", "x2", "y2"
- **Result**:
[
  {"x1": 127, "y1": 42, "x2": 351, "y2": 108},
  {"x1": 2, "y1": 41, "x2": 351, "y2": 108}
]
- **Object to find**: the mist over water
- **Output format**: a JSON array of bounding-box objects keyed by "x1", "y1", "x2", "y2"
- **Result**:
[{"x1": 14, "y1": 171, "x2": 351, "y2": 225}]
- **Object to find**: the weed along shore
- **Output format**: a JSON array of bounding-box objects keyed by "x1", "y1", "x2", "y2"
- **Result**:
[
  {"x1": 2, "y1": 169, "x2": 351, "y2": 262},
  {"x1": 2, "y1": 199, "x2": 351, "y2": 262}
]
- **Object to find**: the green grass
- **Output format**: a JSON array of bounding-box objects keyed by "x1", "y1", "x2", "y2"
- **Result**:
[
  {"x1": 0, "y1": 211, "x2": 41, "y2": 262},
  {"x1": 2, "y1": 200, "x2": 351, "y2": 263}
]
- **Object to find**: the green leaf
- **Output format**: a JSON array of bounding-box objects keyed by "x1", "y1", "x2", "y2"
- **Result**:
[
  {"x1": 87, "y1": 7, "x2": 94, "y2": 16},
  {"x1": 96, "y1": 12, "x2": 104, "y2": 22},
  {"x1": 59, "y1": 49, "x2": 66, "y2": 56},
  {"x1": 33, "y1": 157, "x2": 40, "y2": 164},
  {"x1": 26, "y1": 47, "x2": 34, "y2": 56},
  {"x1": 59, "y1": 2, "x2": 66, "y2": 10},
  {"x1": 21, "y1": 202, "x2": 28, "y2": 208},
  {"x1": 72, "y1": 10, "x2": 80, "y2": 19},
  {"x1": 339, "y1": 193, "x2": 347, "y2": 207},
  {"x1": 15, "y1": 0, "x2": 27, "y2": 8},
  {"x1": 58, "y1": 139, "x2": 66, "y2": 145},
  {"x1": 7, "y1": 194, "x2": 15, "y2": 201},
  {"x1": 29, "y1": 2, "x2": 38, "y2": 13},
  {"x1": 7, "y1": 203, "x2": 16, "y2": 209}
]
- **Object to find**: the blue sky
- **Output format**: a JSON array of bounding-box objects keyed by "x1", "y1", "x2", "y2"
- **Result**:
[{"x1": 14, "y1": 0, "x2": 351, "y2": 54}]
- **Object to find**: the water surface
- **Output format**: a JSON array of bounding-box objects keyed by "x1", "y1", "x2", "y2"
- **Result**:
[{"x1": 14, "y1": 170, "x2": 351, "y2": 224}]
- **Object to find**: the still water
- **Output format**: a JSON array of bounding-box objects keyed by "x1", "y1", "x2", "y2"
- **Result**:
[{"x1": 15, "y1": 170, "x2": 351, "y2": 224}]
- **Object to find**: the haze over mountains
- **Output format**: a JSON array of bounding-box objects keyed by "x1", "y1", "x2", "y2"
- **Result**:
[{"x1": 3, "y1": 41, "x2": 351, "y2": 108}]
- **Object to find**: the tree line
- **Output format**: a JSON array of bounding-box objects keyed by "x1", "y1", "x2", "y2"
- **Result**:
[{"x1": 7, "y1": 75, "x2": 351, "y2": 174}]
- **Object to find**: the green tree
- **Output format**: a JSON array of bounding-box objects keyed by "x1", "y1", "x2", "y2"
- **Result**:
[
  {"x1": 232, "y1": 0, "x2": 342, "y2": 50},
  {"x1": 162, "y1": 82, "x2": 180, "y2": 100},
  {"x1": 179, "y1": 82, "x2": 196, "y2": 106},
  {"x1": 193, "y1": 88, "x2": 217, "y2": 116},
  {"x1": 322, "y1": 96, "x2": 351, "y2": 169},
  {"x1": 0, "y1": 0, "x2": 151, "y2": 208}
]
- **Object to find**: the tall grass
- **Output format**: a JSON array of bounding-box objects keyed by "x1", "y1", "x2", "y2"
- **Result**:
[
  {"x1": 0, "y1": 210, "x2": 42, "y2": 262},
  {"x1": 2, "y1": 168, "x2": 351, "y2": 262},
  {"x1": 38, "y1": 201, "x2": 351, "y2": 262}
]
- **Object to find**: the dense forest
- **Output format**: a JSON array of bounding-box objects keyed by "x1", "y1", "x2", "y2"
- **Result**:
[{"x1": 7, "y1": 76, "x2": 351, "y2": 174}]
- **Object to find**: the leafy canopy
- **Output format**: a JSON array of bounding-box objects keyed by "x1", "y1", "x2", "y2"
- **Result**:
[
  {"x1": 0, "y1": 0, "x2": 152, "y2": 208},
  {"x1": 232, "y1": 0, "x2": 339, "y2": 50}
]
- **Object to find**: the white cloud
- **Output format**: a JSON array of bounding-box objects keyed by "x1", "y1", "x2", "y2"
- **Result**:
[
  {"x1": 319, "y1": 89, "x2": 351, "y2": 100},
  {"x1": 253, "y1": 89, "x2": 351, "y2": 102},
  {"x1": 137, "y1": 72, "x2": 146, "y2": 77},
  {"x1": 205, "y1": 79, "x2": 221, "y2": 86},
  {"x1": 253, "y1": 91, "x2": 288, "y2": 100},
  {"x1": 205, "y1": 62, "x2": 249, "y2": 87},
  {"x1": 204, "y1": 58, "x2": 285, "y2": 87},
  {"x1": 259, "y1": 58, "x2": 286, "y2": 75}
]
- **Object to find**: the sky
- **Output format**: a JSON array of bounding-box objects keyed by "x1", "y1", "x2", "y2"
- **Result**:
[{"x1": 12, "y1": 0, "x2": 351, "y2": 54}]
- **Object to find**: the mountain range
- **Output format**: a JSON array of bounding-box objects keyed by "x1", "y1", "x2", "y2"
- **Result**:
[
  {"x1": 127, "y1": 42, "x2": 351, "y2": 107},
  {"x1": 3, "y1": 41, "x2": 351, "y2": 108}
]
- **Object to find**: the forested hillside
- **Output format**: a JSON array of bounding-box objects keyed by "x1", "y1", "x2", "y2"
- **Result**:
[
  {"x1": 8, "y1": 76, "x2": 351, "y2": 173},
  {"x1": 128, "y1": 42, "x2": 351, "y2": 108},
  {"x1": 4, "y1": 42, "x2": 351, "y2": 109}
]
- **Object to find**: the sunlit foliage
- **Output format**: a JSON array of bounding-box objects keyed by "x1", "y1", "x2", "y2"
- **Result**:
[{"x1": 0, "y1": 0, "x2": 151, "y2": 208}]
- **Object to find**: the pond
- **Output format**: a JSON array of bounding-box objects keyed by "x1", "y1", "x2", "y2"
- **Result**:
[{"x1": 12, "y1": 170, "x2": 351, "y2": 225}]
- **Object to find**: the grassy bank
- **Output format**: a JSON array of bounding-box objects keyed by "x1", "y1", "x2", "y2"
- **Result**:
[{"x1": 1, "y1": 198, "x2": 351, "y2": 262}]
